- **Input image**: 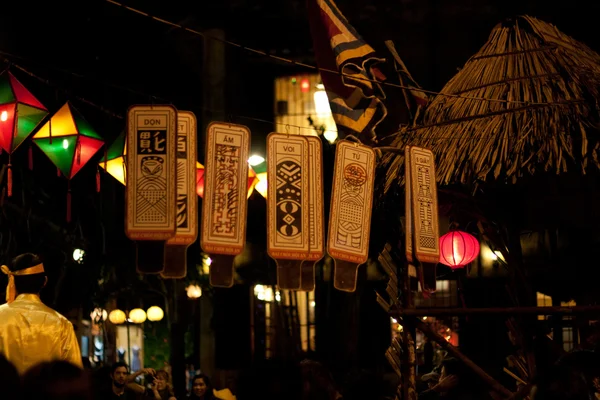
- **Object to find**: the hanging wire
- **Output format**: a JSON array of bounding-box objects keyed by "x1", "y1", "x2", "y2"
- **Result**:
[{"x1": 103, "y1": 0, "x2": 585, "y2": 108}]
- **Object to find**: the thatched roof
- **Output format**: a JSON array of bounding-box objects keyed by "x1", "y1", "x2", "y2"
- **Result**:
[{"x1": 383, "y1": 15, "x2": 600, "y2": 193}]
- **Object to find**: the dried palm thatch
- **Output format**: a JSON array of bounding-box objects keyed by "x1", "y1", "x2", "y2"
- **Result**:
[{"x1": 382, "y1": 15, "x2": 600, "y2": 193}]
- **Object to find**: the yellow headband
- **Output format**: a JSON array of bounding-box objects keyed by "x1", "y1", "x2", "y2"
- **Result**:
[{"x1": 1, "y1": 263, "x2": 45, "y2": 304}]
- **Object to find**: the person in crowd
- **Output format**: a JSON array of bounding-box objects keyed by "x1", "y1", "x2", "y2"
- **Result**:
[
  {"x1": 300, "y1": 359, "x2": 342, "y2": 400},
  {"x1": 236, "y1": 359, "x2": 302, "y2": 400},
  {"x1": 0, "y1": 354, "x2": 20, "y2": 400},
  {"x1": 530, "y1": 364, "x2": 594, "y2": 400},
  {"x1": 152, "y1": 369, "x2": 177, "y2": 400},
  {"x1": 99, "y1": 361, "x2": 156, "y2": 400},
  {"x1": 418, "y1": 358, "x2": 489, "y2": 400},
  {"x1": 188, "y1": 374, "x2": 216, "y2": 400},
  {"x1": 0, "y1": 253, "x2": 82, "y2": 374},
  {"x1": 22, "y1": 360, "x2": 92, "y2": 400}
]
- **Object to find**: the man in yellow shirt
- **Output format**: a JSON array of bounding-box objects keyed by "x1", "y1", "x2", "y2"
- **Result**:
[{"x1": 0, "y1": 253, "x2": 82, "y2": 374}]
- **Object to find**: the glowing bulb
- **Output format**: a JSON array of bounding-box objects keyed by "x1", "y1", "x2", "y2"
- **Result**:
[
  {"x1": 62, "y1": 139, "x2": 69, "y2": 149},
  {"x1": 0, "y1": 111, "x2": 7, "y2": 122},
  {"x1": 323, "y1": 130, "x2": 338, "y2": 144},
  {"x1": 248, "y1": 155, "x2": 265, "y2": 166},
  {"x1": 313, "y1": 90, "x2": 331, "y2": 117},
  {"x1": 73, "y1": 248, "x2": 85, "y2": 263}
]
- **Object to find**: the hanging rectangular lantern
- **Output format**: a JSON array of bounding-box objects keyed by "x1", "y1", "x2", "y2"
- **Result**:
[
  {"x1": 300, "y1": 136, "x2": 324, "y2": 291},
  {"x1": 405, "y1": 145, "x2": 439, "y2": 294},
  {"x1": 267, "y1": 132, "x2": 310, "y2": 290},
  {"x1": 162, "y1": 111, "x2": 198, "y2": 279},
  {"x1": 201, "y1": 122, "x2": 250, "y2": 288},
  {"x1": 327, "y1": 140, "x2": 376, "y2": 292},
  {"x1": 406, "y1": 146, "x2": 439, "y2": 263},
  {"x1": 126, "y1": 105, "x2": 177, "y2": 274}
]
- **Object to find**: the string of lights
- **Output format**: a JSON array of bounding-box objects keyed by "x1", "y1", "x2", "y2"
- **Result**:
[{"x1": 103, "y1": 0, "x2": 585, "y2": 108}]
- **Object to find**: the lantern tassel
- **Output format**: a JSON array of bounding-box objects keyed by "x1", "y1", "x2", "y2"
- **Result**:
[
  {"x1": 28, "y1": 144, "x2": 33, "y2": 170},
  {"x1": 76, "y1": 141, "x2": 81, "y2": 165},
  {"x1": 66, "y1": 183, "x2": 72, "y2": 223},
  {"x1": 7, "y1": 162, "x2": 12, "y2": 197},
  {"x1": 57, "y1": 167, "x2": 61, "y2": 177},
  {"x1": 96, "y1": 168, "x2": 101, "y2": 193}
]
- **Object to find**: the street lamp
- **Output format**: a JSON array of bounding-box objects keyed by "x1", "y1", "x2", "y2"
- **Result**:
[
  {"x1": 146, "y1": 306, "x2": 164, "y2": 322},
  {"x1": 108, "y1": 308, "x2": 148, "y2": 368},
  {"x1": 186, "y1": 284, "x2": 202, "y2": 299}
]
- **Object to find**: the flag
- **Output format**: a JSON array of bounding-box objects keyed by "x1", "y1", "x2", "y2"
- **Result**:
[{"x1": 306, "y1": 0, "x2": 387, "y2": 142}]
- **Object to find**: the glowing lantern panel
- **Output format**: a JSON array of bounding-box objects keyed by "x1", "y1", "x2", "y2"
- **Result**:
[
  {"x1": 439, "y1": 230, "x2": 480, "y2": 269},
  {"x1": 128, "y1": 308, "x2": 147, "y2": 324},
  {"x1": 32, "y1": 102, "x2": 104, "y2": 179},
  {"x1": 99, "y1": 131, "x2": 126, "y2": 185}
]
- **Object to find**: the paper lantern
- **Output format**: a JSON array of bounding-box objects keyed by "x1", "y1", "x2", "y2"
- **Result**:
[
  {"x1": 128, "y1": 308, "x2": 147, "y2": 324},
  {"x1": 108, "y1": 309, "x2": 126, "y2": 325},
  {"x1": 99, "y1": 131, "x2": 126, "y2": 185},
  {"x1": 196, "y1": 162, "x2": 257, "y2": 198},
  {"x1": 146, "y1": 306, "x2": 164, "y2": 322},
  {"x1": 439, "y1": 230, "x2": 480, "y2": 269},
  {"x1": 196, "y1": 161, "x2": 205, "y2": 197},
  {"x1": 0, "y1": 71, "x2": 48, "y2": 196},
  {"x1": 253, "y1": 162, "x2": 267, "y2": 198},
  {"x1": 32, "y1": 102, "x2": 105, "y2": 222},
  {"x1": 32, "y1": 102, "x2": 104, "y2": 179}
]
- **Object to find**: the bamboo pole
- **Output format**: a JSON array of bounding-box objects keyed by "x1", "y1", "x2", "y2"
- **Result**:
[
  {"x1": 394, "y1": 305, "x2": 600, "y2": 317},
  {"x1": 415, "y1": 318, "x2": 513, "y2": 398}
]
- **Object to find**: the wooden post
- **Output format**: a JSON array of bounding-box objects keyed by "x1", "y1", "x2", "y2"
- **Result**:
[{"x1": 415, "y1": 318, "x2": 513, "y2": 398}]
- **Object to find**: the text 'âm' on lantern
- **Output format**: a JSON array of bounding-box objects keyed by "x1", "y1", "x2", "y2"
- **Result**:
[
  {"x1": 196, "y1": 162, "x2": 258, "y2": 199},
  {"x1": 439, "y1": 230, "x2": 480, "y2": 269},
  {"x1": 99, "y1": 131, "x2": 126, "y2": 185},
  {"x1": 0, "y1": 71, "x2": 49, "y2": 196}
]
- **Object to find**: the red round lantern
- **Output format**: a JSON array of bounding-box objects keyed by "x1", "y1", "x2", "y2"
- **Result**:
[{"x1": 439, "y1": 230, "x2": 480, "y2": 269}]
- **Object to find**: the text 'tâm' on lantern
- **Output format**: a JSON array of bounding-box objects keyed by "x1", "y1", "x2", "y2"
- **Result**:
[
  {"x1": 32, "y1": 102, "x2": 105, "y2": 179},
  {"x1": 99, "y1": 131, "x2": 126, "y2": 185},
  {"x1": 146, "y1": 306, "x2": 164, "y2": 322},
  {"x1": 439, "y1": 230, "x2": 480, "y2": 269},
  {"x1": 128, "y1": 308, "x2": 147, "y2": 324},
  {"x1": 108, "y1": 309, "x2": 126, "y2": 325}
]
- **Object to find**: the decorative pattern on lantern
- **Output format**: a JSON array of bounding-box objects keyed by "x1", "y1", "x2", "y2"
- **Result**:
[
  {"x1": 99, "y1": 131, "x2": 126, "y2": 185},
  {"x1": 32, "y1": 102, "x2": 105, "y2": 222},
  {"x1": 439, "y1": 230, "x2": 480, "y2": 269},
  {"x1": 196, "y1": 162, "x2": 258, "y2": 198},
  {"x1": 0, "y1": 71, "x2": 49, "y2": 196}
]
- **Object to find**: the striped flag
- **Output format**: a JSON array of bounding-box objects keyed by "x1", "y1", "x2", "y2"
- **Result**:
[{"x1": 306, "y1": 0, "x2": 387, "y2": 141}]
